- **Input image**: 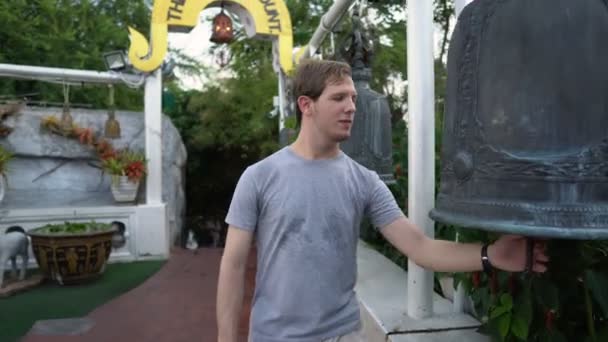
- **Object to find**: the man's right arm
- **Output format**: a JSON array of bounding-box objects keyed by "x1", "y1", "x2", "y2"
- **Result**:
[{"x1": 217, "y1": 226, "x2": 254, "y2": 342}]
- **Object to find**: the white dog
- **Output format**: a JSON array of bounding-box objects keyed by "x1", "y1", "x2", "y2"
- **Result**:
[{"x1": 0, "y1": 226, "x2": 29, "y2": 288}]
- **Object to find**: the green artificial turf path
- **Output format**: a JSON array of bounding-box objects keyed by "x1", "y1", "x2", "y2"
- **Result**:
[{"x1": 0, "y1": 260, "x2": 165, "y2": 342}]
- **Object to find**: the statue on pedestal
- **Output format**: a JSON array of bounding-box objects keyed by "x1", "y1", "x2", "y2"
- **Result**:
[{"x1": 0, "y1": 226, "x2": 29, "y2": 288}]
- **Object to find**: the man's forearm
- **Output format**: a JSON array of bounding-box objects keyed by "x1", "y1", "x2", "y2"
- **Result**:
[
  {"x1": 382, "y1": 217, "x2": 548, "y2": 274},
  {"x1": 217, "y1": 259, "x2": 246, "y2": 342},
  {"x1": 382, "y1": 217, "x2": 483, "y2": 273},
  {"x1": 412, "y1": 238, "x2": 483, "y2": 273}
]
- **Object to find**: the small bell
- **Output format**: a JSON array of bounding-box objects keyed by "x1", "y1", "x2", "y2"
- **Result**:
[
  {"x1": 104, "y1": 85, "x2": 121, "y2": 139},
  {"x1": 60, "y1": 84, "x2": 73, "y2": 134}
]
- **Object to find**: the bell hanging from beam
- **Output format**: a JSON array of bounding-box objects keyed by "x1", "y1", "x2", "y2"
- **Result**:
[
  {"x1": 60, "y1": 84, "x2": 73, "y2": 133},
  {"x1": 339, "y1": 11, "x2": 394, "y2": 184},
  {"x1": 104, "y1": 84, "x2": 121, "y2": 139},
  {"x1": 430, "y1": 0, "x2": 608, "y2": 240},
  {"x1": 210, "y1": 3, "x2": 234, "y2": 44}
]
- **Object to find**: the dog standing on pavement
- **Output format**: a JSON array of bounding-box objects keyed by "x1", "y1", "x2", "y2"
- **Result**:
[{"x1": 0, "y1": 226, "x2": 29, "y2": 288}]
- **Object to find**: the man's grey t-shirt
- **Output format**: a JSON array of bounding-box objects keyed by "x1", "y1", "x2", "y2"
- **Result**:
[{"x1": 225, "y1": 146, "x2": 404, "y2": 342}]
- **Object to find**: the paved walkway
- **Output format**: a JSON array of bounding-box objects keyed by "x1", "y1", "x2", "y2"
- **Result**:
[{"x1": 21, "y1": 248, "x2": 256, "y2": 342}]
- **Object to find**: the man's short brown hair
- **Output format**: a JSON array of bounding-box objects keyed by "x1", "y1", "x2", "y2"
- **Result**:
[{"x1": 293, "y1": 59, "x2": 352, "y2": 126}]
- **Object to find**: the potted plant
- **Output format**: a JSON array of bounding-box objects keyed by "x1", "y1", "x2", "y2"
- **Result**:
[
  {"x1": 40, "y1": 116, "x2": 147, "y2": 202},
  {"x1": 0, "y1": 145, "x2": 13, "y2": 203},
  {"x1": 102, "y1": 148, "x2": 147, "y2": 202},
  {"x1": 28, "y1": 221, "x2": 117, "y2": 285}
]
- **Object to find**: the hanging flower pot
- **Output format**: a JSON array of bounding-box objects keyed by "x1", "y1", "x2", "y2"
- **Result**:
[
  {"x1": 102, "y1": 148, "x2": 147, "y2": 203},
  {"x1": 111, "y1": 175, "x2": 140, "y2": 202}
]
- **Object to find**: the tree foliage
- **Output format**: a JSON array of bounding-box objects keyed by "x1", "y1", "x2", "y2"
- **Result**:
[
  {"x1": 162, "y1": 1, "x2": 459, "y2": 240},
  {"x1": 0, "y1": 0, "x2": 149, "y2": 109}
]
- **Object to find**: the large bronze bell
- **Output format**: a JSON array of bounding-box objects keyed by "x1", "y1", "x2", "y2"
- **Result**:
[
  {"x1": 340, "y1": 13, "x2": 394, "y2": 184},
  {"x1": 430, "y1": 0, "x2": 608, "y2": 239}
]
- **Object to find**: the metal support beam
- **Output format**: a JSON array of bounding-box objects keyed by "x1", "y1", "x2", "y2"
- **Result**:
[
  {"x1": 0, "y1": 63, "x2": 144, "y2": 85},
  {"x1": 407, "y1": 0, "x2": 436, "y2": 320},
  {"x1": 300, "y1": 0, "x2": 356, "y2": 60}
]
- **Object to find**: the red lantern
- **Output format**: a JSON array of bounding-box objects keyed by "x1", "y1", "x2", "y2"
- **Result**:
[{"x1": 210, "y1": 10, "x2": 234, "y2": 44}]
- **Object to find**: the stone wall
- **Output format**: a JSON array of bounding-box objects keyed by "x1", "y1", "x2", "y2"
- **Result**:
[{"x1": 0, "y1": 106, "x2": 187, "y2": 245}]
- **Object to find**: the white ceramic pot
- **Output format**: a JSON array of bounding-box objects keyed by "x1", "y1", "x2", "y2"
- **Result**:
[{"x1": 111, "y1": 175, "x2": 139, "y2": 202}]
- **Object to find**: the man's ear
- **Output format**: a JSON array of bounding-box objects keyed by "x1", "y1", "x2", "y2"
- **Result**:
[{"x1": 297, "y1": 96, "x2": 313, "y2": 117}]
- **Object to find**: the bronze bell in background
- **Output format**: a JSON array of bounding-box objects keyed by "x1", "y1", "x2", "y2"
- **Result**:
[
  {"x1": 430, "y1": 0, "x2": 608, "y2": 239},
  {"x1": 104, "y1": 84, "x2": 121, "y2": 139},
  {"x1": 210, "y1": 7, "x2": 234, "y2": 44},
  {"x1": 339, "y1": 13, "x2": 394, "y2": 184}
]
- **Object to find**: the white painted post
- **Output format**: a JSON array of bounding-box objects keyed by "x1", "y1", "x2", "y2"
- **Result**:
[
  {"x1": 407, "y1": 0, "x2": 436, "y2": 319},
  {"x1": 452, "y1": 0, "x2": 474, "y2": 314},
  {"x1": 144, "y1": 69, "x2": 163, "y2": 205},
  {"x1": 278, "y1": 70, "x2": 286, "y2": 132}
]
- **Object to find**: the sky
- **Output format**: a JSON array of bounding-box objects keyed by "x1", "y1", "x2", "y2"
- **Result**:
[
  {"x1": 167, "y1": 9, "x2": 217, "y2": 90},
  {"x1": 166, "y1": 5, "x2": 453, "y2": 91}
]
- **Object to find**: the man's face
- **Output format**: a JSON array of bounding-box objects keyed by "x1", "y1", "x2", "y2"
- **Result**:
[{"x1": 308, "y1": 77, "x2": 357, "y2": 142}]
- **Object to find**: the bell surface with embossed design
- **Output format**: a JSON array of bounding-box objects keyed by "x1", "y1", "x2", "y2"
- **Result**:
[{"x1": 430, "y1": 0, "x2": 608, "y2": 239}]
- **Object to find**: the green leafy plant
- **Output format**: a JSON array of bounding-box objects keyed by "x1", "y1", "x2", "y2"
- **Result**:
[
  {"x1": 101, "y1": 148, "x2": 147, "y2": 183},
  {"x1": 33, "y1": 221, "x2": 113, "y2": 234},
  {"x1": 448, "y1": 237, "x2": 608, "y2": 342},
  {"x1": 0, "y1": 145, "x2": 13, "y2": 175}
]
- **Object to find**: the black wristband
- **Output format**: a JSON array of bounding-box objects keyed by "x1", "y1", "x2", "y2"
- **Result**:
[{"x1": 481, "y1": 244, "x2": 493, "y2": 274}]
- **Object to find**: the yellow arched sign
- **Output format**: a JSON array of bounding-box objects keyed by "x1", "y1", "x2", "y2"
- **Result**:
[{"x1": 128, "y1": 0, "x2": 293, "y2": 73}]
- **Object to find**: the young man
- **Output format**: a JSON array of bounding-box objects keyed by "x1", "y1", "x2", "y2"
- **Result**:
[{"x1": 217, "y1": 60, "x2": 548, "y2": 342}]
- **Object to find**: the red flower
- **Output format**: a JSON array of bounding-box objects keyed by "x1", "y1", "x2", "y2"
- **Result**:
[
  {"x1": 78, "y1": 128, "x2": 94, "y2": 146},
  {"x1": 490, "y1": 271, "x2": 499, "y2": 295},
  {"x1": 125, "y1": 161, "x2": 146, "y2": 182},
  {"x1": 472, "y1": 271, "x2": 481, "y2": 289},
  {"x1": 545, "y1": 309, "x2": 556, "y2": 331}
]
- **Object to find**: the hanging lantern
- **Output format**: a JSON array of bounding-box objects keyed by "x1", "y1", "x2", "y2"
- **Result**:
[{"x1": 210, "y1": 8, "x2": 234, "y2": 44}]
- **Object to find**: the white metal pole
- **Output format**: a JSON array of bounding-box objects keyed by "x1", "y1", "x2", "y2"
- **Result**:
[
  {"x1": 278, "y1": 70, "x2": 286, "y2": 132},
  {"x1": 300, "y1": 0, "x2": 356, "y2": 60},
  {"x1": 0, "y1": 63, "x2": 143, "y2": 85},
  {"x1": 407, "y1": 0, "x2": 436, "y2": 319},
  {"x1": 144, "y1": 69, "x2": 163, "y2": 205},
  {"x1": 452, "y1": 0, "x2": 473, "y2": 314}
]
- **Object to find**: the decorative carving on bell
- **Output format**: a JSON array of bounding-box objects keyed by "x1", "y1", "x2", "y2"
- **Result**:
[
  {"x1": 430, "y1": 0, "x2": 608, "y2": 239},
  {"x1": 210, "y1": 7, "x2": 234, "y2": 44},
  {"x1": 339, "y1": 13, "x2": 394, "y2": 184}
]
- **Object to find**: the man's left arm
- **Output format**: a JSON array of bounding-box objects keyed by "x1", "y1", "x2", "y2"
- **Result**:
[{"x1": 380, "y1": 216, "x2": 548, "y2": 273}]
